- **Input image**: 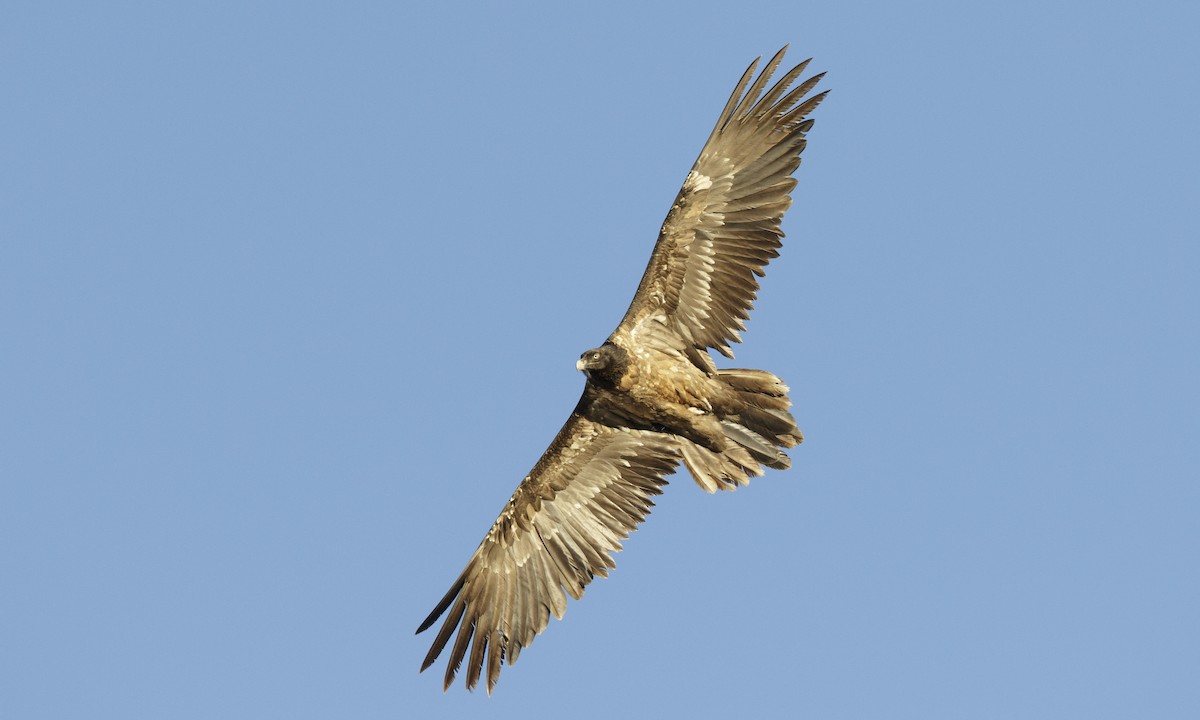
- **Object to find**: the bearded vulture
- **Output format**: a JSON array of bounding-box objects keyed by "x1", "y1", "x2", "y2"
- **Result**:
[{"x1": 417, "y1": 46, "x2": 827, "y2": 693}]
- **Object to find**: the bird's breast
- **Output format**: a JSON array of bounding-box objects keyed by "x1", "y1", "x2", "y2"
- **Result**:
[{"x1": 617, "y1": 349, "x2": 711, "y2": 411}]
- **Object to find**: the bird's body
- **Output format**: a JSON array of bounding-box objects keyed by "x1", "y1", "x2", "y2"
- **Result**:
[
  {"x1": 581, "y1": 331, "x2": 798, "y2": 482},
  {"x1": 418, "y1": 47, "x2": 827, "y2": 693}
]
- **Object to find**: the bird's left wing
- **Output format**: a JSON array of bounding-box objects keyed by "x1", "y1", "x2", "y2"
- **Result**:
[
  {"x1": 616, "y1": 46, "x2": 827, "y2": 358},
  {"x1": 416, "y1": 402, "x2": 680, "y2": 693}
]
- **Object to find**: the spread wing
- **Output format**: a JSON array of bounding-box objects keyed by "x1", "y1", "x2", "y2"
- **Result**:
[
  {"x1": 416, "y1": 397, "x2": 681, "y2": 694},
  {"x1": 617, "y1": 46, "x2": 828, "y2": 357}
]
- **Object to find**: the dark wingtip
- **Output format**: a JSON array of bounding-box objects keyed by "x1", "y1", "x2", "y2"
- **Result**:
[
  {"x1": 416, "y1": 573, "x2": 467, "y2": 634},
  {"x1": 416, "y1": 598, "x2": 443, "y2": 635}
]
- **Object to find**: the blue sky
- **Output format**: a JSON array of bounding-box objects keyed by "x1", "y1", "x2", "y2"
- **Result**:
[{"x1": 3, "y1": 1, "x2": 1198, "y2": 718}]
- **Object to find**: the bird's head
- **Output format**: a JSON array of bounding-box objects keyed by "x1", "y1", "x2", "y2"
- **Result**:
[{"x1": 576, "y1": 342, "x2": 627, "y2": 386}]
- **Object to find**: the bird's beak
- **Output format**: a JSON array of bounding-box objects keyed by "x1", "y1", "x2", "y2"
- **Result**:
[{"x1": 575, "y1": 358, "x2": 586, "y2": 371}]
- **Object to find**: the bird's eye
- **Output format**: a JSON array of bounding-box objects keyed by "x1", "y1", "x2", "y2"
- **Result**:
[{"x1": 592, "y1": 352, "x2": 601, "y2": 360}]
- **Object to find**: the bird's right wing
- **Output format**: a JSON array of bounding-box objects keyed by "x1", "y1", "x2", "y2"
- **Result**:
[{"x1": 416, "y1": 400, "x2": 681, "y2": 694}]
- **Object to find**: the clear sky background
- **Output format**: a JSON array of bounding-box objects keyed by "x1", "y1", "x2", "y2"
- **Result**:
[{"x1": 3, "y1": 1, "x2": 1197, "y2": 718}]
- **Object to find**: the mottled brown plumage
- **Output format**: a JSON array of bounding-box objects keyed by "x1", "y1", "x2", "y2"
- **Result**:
[{"x1": 417, "y1": 46, "x2": 827, "y2": 693}]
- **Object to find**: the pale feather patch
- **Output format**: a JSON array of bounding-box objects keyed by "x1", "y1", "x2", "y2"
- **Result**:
[{"x1": 686, "y1": 170, "x2": 713, "y2": 191}]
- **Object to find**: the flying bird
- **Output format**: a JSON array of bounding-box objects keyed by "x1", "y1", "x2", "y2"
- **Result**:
[{"x1": 417, "y1": 47, "x2": 827, "y2": 693}]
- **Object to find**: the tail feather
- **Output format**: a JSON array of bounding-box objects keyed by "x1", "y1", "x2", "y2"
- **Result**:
[
  {"x1": 717, "y1": 368, "x2": 803, "y2": 448},
  {"x1": 679, "y1": 440, "x2": 760, "y2": 493},
  {"x1": 718, "y1": 368, "x2": 789, "y2": 396},
  {"x1": 721, "y1": 420, "x2": 790, "y2": 470},
  {"x1": 736, "y1": 404, "x2": 799, "y2": 442},
  {"x1": 719, "y1": 367, "x2": 802, "y2": 472},
  {"x1": 679, "y1": 368, "x2": 803, "y2": 492}
]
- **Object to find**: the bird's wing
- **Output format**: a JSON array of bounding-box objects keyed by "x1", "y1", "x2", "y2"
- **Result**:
[
  {"x1": 416, "y1": 400, "x2": 680, "y2": 694},
  {"x1": 616, "y1": 46, "x2": 827, "y2": 358}
]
